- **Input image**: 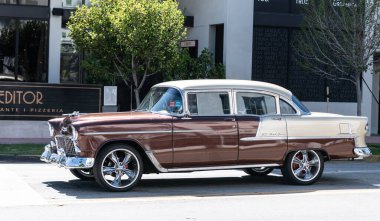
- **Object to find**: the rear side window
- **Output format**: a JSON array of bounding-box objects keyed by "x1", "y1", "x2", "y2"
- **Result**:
[
  {"x1": 236, "y1": 92, "x2": 276, "y2": 115},
  {"x1": 280, "y1": 99, "x2": 297, "y2": 115},
  {"x1": 188, "y1": 92, "x2": 231, "y2": 116}
]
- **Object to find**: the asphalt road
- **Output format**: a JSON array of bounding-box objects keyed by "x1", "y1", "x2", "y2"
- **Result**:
[{"x1": 0, "y1": 159, "x2": 380, "y2": 221}]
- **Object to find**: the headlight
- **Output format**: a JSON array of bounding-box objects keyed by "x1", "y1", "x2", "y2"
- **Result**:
[
  {"x1": 71, "y1": 125, "x2": 79, "y2": 141},
  {"x1": 47, "y1": 122, "x2": 54, "y2": 137}
]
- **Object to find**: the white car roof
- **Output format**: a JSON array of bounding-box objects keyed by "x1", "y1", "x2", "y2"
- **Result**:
[{"x1": 155, "y1": 79, "x2": 293, "y2": 99}]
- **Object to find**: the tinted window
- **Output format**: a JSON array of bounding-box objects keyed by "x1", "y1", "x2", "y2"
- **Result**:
[
  {"x1": 188, "y1": 92, "x2": 230, "y2": 116},
  {"x1": 280, "y1": 99, "x2": 297, "y2": 114},
  {"x1": 236, "y1": 92, "x2": 276, "y2": 115}
]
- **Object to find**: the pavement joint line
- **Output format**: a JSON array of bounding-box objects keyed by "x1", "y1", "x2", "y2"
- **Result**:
[
  {"x1": 43, "y1": 188, "x2": 380, "y2": 206},
  {"x1": 324, "y1": 170, "x2": 380, "y2": 174}
]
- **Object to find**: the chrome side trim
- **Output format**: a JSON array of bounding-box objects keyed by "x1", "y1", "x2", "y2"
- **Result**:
[
  {"x1": 145, "y1": 150, "x2": 280, "y2": 173},
  {"x1": 241, "y1": 136, "x2": 287, "y2": 141},
  {"x1": 145, "y1": 151, "x2": 168, "y2": 173},
  {"x1": 167, "y1": 164, "x2": 281, "y2": 172},
  {"x1": 173, "y1": 130, "x2": 211, "y2": 133},
  {"x1": 287, "y1": 136, "x2": 357, "y2": 140},
  {"x1": 82, "y1": 130, "x2": 172, "y2": 136},
  {"x1": 83, "y1": 129, "x2": 216, "y2": 136},
  {"x1": 255, "y1": 118, "x2": 262, "y2": 137},
  {"x1": 240, "y1": 135, "x2": 358, "y2": 142}
]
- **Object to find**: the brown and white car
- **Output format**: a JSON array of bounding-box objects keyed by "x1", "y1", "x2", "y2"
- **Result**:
[{"x1": 41, "y1": 80, "x2": 372, "y2": 191}]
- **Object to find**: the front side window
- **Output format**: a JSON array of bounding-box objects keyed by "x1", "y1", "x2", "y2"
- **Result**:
[
  {"x1": 236, "y1": 92, "x2": 277, "y2": 115},
  {"x1": 136, "y1": 87, "x2": 183, "y2": 115},
  {"x1": 187, "y1": 92, "x2": 230, "y2": 116}
]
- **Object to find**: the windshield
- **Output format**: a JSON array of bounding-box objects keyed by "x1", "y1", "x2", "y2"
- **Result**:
[
  {"x1": 292, "y1": 95, "x2": 310, "y2": 114},
  {"x1": 136, "y1": 87, "x2": 183, "y2": 115}
]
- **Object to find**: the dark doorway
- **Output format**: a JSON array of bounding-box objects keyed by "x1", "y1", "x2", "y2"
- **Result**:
[{"x1": 215, "y1": 24, "x2": 224, "y2": 64}]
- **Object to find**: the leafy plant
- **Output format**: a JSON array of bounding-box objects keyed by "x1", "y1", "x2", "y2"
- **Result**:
[
  {"x1": 167, "y1": 48, "x2": 225, "y2": 81},
  {"x1": 68, "y1": 0, "x2": 186, "y2": 105}
]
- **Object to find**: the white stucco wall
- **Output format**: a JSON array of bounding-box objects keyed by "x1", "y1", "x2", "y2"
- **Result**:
[
  {"x1": 178, "y1": 0, "x2": 254, "y2": 80},
  {"x1": 303, "y1": 102, "x2": 357, "y2": 116},
  {"x1": 48, "y1": 0, "x2": 62, "y2": 84},
  {"x1": 0, "y1": 121, "x2": 49, "y2": 140}
]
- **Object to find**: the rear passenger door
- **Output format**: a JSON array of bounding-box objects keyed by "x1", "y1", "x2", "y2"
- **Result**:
[
  {"x1": 235, "y1": 91, "x2": 288, "y2": 164},
  {"x1": 172, "y1": 90, "x2": 238, "y2": 167}
]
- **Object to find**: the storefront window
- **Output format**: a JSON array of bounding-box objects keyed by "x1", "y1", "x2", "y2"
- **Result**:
[
  {"x1": 0, "y1": 0, "x2": 16, "y2": 4},
  {"x1": 0, "y1": 18, "x2": 48, "y2": 82},
  {"x1": 60, "y1": 41, "x2": 80, "y2": 83},
  {"x1": 0, "y1": 0, "x2": 48, "y2": 6},
  {"x1": 0, "y1": 18, "x2": 16, "y2": 81},
  {"x1": 18, "y1": 20, "x2": 48, "y2": 82}
]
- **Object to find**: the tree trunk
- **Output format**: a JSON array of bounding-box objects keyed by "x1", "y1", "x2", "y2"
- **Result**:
[
  {"x1": 134, "y1": 88, "x2": 141, "y2": 107},
  {"x1": 356, "y1": 74, "x2": 362, "y2": 116}
]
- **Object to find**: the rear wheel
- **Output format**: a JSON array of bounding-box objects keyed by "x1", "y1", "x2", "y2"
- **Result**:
[
  {"x1": 244, "y1": 167, "x2": 274, "y2": 176},
  {"x1": 281, "y1": 150, "x2": 324, "y2": 185},
  {"x1": 94, "y1": 144, "x2": 143, "y2": 192},
  {"x1": 69, "y1": 169, "x2": 95, "y2": 181}
]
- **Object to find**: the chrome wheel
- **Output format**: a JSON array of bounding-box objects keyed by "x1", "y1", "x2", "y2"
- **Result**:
[
  {"x1": 291, "y1": 150, "x2": 321, "y2": 182},
  {"x1": 94, "y1": 145, "x2": 143, "y2": 191},
  {"x1": 281, "y1": 150, "x2": 324, "y2": 185}
]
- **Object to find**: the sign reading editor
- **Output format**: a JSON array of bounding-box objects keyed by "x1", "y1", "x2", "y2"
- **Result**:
[{"x1": 0, "y1": 83, "x2": 102, "y2": 120}]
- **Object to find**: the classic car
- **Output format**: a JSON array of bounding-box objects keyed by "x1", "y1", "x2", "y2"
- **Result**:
[{"x1": 41, "y1": 79, "x2": 372, "y2": 191}]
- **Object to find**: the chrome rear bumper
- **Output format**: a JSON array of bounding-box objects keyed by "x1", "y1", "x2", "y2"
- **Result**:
[
  {"x1": 40, "y1": 143, "x2": 94, "y2": 169},
  {"x1": 354, "y1": 147, "x2": 372, "y2": 157}
]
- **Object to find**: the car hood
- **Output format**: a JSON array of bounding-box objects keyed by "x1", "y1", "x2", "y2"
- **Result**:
[{"x1": 49, "y1": 111, "x2": 173, "y2": 128}]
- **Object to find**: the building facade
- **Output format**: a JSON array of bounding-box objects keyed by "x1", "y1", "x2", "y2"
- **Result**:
[
  {"x1": 0, "y1": 0, "x2": 379, "y2": 142},
  {"x1": 178, "y1": 0, "x2": 380, "y2": 134}
]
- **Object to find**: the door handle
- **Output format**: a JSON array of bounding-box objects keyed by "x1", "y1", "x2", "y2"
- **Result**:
[
  {"x1": 271, "y1": 117, "x2": 282, "y2": 121},
  {"x1": 224, "y1": 118, "x2": 236, "y2": 122}
]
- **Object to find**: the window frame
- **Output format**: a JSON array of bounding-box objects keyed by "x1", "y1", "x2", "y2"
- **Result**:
[
  {"x1": 184, "y1": 89, "x2": 234, "y2": 117},
  {"x1": 233, "y1": 90, "x2": 280, "y2": 116}
]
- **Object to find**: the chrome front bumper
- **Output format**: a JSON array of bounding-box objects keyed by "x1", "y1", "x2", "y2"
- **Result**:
[
  {"x1": 354, "y1": 147, "x2": 372, "y2": 157},
  {"x1": 40, "y1": 143, "x2": 94, "y2": 169}
]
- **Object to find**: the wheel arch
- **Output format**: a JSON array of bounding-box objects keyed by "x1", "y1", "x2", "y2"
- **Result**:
[
  {"x1": 283, "y1": 148, "x2": 330, "y2": 162},
  {"x1": 96, "y1": 139, "x2": 159, "y2": 174}
]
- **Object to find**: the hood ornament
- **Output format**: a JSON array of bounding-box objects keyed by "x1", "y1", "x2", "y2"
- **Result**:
[{"x1": 62, "y1": 111, "x2": 81, "y2": 117}]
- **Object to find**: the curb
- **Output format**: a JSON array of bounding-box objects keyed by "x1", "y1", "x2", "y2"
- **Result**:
[
  {"x1": 0, "y1": 154, "x2": 41, "y2": 163},
  {"x1": 364, "y1": 155, "x2": 380, "y2": 162}
]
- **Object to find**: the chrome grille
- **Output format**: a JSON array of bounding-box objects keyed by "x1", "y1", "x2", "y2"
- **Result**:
[{"x1": 55, "y1": 135, "x2": 77, "y2": 156}]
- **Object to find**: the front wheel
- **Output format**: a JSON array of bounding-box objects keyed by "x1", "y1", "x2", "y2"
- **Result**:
[
  {"x1": 93, "y1": 144, "x2": 143, "y2": 192},
  {"x1": 244, "y1": 167, "x2": 274, "y2": 176},
  {"x1": 281, "y1": 150, "x2": 324, "y2": 185}
]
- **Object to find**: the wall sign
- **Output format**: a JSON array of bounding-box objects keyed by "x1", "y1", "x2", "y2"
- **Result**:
[
  {"x1": 0, "y1": 83, "x2": 102, "y2": 120},
  {"x1": 180, "y1": 40, "x2": 197, "y2": 48}
]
